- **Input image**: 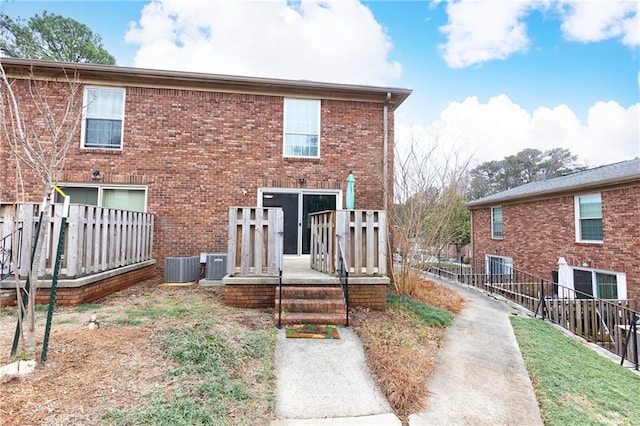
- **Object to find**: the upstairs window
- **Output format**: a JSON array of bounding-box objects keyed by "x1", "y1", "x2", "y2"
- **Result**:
[
  {"x1": 491, "y1": 206, "x2": 503, "y2": 239},
  {"x1": 82, "y1": 87, "x2": 125, "y2": 149},
  {"x1": 575, "y1": 194, "x2": 602, "y2": 242},
  {"x1": 283, "y1": 98, "x2": 320, "y2": 158}
]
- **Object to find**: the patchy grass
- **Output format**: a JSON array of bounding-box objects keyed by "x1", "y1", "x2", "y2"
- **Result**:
[
  {"x1": 511, "y1": 316, "x2": 640, "y2": 425},
  {"x1": 352, "y1": 278, "x2": 463, "y2": 421},
  {"x1": 388, "y1": 293, "x2": 453, "y2": 327},
  {"x1": 0, "y1": 306, "x2": 16, "y2": 317},
  {"x1": 74, "y1": 303, "x2": 103, "y2": 313},
  {"x1": 1, "y1": 278, "x2": 277, "y2": 426},
  {"x1": 105, "y1": 322, "x2": 276, "y2": 426}
]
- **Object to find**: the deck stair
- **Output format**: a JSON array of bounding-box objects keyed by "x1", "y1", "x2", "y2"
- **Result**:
[{"x1": 274, "y1": 286, "x2": 347, "y2": 326}]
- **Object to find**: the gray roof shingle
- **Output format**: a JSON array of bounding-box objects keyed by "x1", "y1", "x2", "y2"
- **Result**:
[{"x1": 467, "y1": 157, "x2": 640, "y2": 207}]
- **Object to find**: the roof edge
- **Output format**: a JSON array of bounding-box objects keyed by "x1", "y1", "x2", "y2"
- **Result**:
[
  {"x1": 466, "y1": 174, "x2": 640, "y2": 208},
  {"x1": 0, "y1": 57, "x2": 412, "y2": 106}
]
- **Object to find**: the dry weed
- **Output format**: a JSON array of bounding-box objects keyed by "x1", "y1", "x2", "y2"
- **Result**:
[
  {"x1": 351, "y1": 278, "x2": 463, "y2": 422},
  {"x1": 413, "y1": 277, "x2": 465, "y2": 314}
]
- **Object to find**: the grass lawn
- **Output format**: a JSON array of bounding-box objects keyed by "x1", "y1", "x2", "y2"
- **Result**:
[{"x1": 511, "y1": 316, "x2": 640, "y2": 426}]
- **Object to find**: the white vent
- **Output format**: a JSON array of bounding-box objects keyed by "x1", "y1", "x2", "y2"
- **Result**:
[
  {"x1": 164, "y1": 256, "x2": 200, "y2": 283},
  {"x1": 205, "y1": 254, "x2": 227, "y2": 281}
]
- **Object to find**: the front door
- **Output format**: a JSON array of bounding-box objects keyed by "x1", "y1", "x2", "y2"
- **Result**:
[{"x1": 261, "y1": 190, "x2": 338, "y2": 255}]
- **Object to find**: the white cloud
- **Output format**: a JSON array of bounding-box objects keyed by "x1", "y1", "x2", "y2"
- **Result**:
[
  {"x1": 397, "y1": 96, "x2": 640, "y2": 167},
  {"x1": 125, "y1": 0, "x2": 401, "y2": 85},
  {"x1": 438, "y1": 1, "x2": 534, "y2": 68},
  {"x1": 559, "y1": 1, "x2": 639, "y2": 47},
  {"x1": 438, "y1": 1, "x2": 638, "y2": 69}
]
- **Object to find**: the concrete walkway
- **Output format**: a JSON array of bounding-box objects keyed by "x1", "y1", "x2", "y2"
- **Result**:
[
  {"x1": 271, "y1": 275, "x2": 543, "y2": 426},
  {"x1": 408, "y1": 276, "x2": 543, "y2": 426},
  {"x1": 271, "y1": 327, "x2": 401, "y2": 425}
]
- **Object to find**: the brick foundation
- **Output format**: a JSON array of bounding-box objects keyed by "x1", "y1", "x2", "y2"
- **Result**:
[
  {"x1": 0, "y1": 264, "x2": 155, "y2": 308},
  {"x1": 224, "y1": 283, "x2": 387, "y2": 310}
]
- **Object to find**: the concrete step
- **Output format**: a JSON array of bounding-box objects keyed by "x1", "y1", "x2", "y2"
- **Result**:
[
  {"x1": 275, "y1": 286, "x2": 343, "y2": 299},
  {"x1": 274, "y1": 312, "x2": 348, "y2": 326},
  {"x1": 275, "y1": 298, "x2": 346, "y2": 313}
]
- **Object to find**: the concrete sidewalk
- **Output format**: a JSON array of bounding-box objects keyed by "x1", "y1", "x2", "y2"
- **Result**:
[
  {"x1": 271, "y1": 327, "x2": 401, "y2": 426},
  {"x1": 408, "y1": 275, "x2": 544, "y2": 426},
  {"x1": 271, "y1": 275, "x2": 543, "y2": 426}
]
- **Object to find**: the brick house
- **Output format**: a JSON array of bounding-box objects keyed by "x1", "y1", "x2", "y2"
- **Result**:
[
  {"x1": 466, "y1": 158, "x2": 640, "y2": 308},
  {"x1": 0, "y1": 58, "x2": 410, "y2": 308}
]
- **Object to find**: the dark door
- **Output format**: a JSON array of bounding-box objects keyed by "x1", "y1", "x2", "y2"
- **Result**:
[
  {"x1": 263, "y1": 192, "x2": 299, "y2": 255},
  {"x1": 302, "y1": 194, "x2": 337, "y2": 254}
]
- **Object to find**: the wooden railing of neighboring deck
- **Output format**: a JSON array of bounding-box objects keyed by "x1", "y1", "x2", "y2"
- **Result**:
[{"x1": 0, "y1": 202, "x2": 154, "y2": 279}]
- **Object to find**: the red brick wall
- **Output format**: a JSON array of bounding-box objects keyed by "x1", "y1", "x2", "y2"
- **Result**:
[
  {"x1": 1, "y1": 82, "x2": 395, "y2": 267},
  {"x1": 224, "y1": 283, "x2": 387, "y2": 310},
  {"x1": 0, "y1": 264, "x2": 155, "y2": 307},
  {"x1": 470, "y1": 185, "x2": 640, "y2": 307}
]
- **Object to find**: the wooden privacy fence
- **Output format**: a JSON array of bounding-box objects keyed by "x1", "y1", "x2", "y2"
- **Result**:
[
  {"x1": 0, "y1": 202, "x2": 154, "y2": 279},
  {"x1": 310, "y1": 210, "x2": 387, "y2": 276},
  {"x1": 227, "y1": 207, "x2": 283, "y2": 276}
]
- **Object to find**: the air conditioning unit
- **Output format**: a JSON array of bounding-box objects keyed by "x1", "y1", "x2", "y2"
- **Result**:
[
  {"x1": 164, "y1": 256, "x2": 200, "y2": 283},
  {"x1": 205, "y1": 253, "x2": 228, "y2": 281}
]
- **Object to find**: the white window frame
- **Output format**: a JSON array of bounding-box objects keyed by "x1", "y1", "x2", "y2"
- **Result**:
[
  {"x1": 81, "y1": 86, "x2": 126, "y2": 150},
  {"x1": 491, "y1": 206, "x2": 503, "y2": 239},
  {"x1": 53, "y1": 184, "x2": 147, "y2": 212},
  {"x1": 283, "y1": 98, "x2": 321, "y2": 159},
  {"x1": 485, "y1": 254, "x2": 513, "y2": 276},
  {"x1": 574, "y1": 193, "x2": 603, "y2": 243},
  {"x1": 568, "y1": 266, "x2": 626, "y2": 300}
]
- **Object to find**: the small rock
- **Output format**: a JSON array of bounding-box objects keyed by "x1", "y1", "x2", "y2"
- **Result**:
[
  {"x1": 88, "y1": 314, "x2": 100, "y2": 329},
  {"x1": 0, "y1": 360, "x2": 37, "y2": 379}
]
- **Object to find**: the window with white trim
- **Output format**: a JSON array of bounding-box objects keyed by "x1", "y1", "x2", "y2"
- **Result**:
[
  {"x1": 81, "y1": 87, "x2": 125, "y2": 149},
  {"x1": 491, "y1": 206, "x2": 503, "y2": 239},
  {"x1": 53, "y1": 185, "x2": 147, "y2": 212},
  {"x1": 575, "y1": 193, "x2": 602, "y2": 242},
  {"x1": 283, "y1": 98, "x2": 320, "y2": 158},
  {"x1": 572, "y1": 268, "x2": 626, "y2": 299},
  {"x1": 486, "y1": 255, "x2": 512, "y2": 276}
]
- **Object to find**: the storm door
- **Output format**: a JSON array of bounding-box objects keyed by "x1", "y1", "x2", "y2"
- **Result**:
[
  {"x1": 302, "y1": 194, "x2": 336, "y2": 254},
  {"x1": 261, "y1": 190, "x2": 338, "y2": 255},
  {"x1": 262, "y1": 192, "x2": 299, "y2": 255}
]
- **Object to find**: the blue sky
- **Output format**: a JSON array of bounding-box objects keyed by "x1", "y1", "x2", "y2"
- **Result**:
[{"x1": 2, "y1": 0, "x2": 638, "y2": 167}]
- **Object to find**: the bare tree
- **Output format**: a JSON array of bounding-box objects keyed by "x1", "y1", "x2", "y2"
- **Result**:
[
  {"x1": 390, "y1": 129, "x2": 471, "y2": 295},
  {"x1": 0, "y1": 59, "x2": 83, "y2": 356}
]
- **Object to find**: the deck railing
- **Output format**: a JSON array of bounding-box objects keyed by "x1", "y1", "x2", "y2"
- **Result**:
[
  {"x1": 0, "y1": 202, "x2": 154, "y2": 280},
  {"x1": 227, "y1": 207, "x2": 283, "y2": 276},
  {"x1": 429, "y1": 258, "x2": 638, "y2": 369},
  {"x1": 310, "y1": 210, "x2": 387, "y2": 276}
]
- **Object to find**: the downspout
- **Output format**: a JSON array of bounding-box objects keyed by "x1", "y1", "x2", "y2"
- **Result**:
[
  {"x1": 469, "y1": 209, "x2": 474, "y2": 260},
  {"x1": 383, "y1": 92, "x2": 391, "y2": 212}
]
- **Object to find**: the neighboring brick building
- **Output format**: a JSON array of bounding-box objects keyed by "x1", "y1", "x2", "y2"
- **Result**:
[
  {"x1": 467, "y1": 158, "x2": 640, "y2": 308},
  {"x1": 0, "y1": 58, "x2": 411, "y2": 269}
]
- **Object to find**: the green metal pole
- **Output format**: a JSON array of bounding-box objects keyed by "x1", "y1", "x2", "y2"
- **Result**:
[
  {"x1": 41, "y1": 217, "x2": 66, "y2": 362},
  {"x1": 11, "y1": 211, "x2": 44, "y2": 357}
]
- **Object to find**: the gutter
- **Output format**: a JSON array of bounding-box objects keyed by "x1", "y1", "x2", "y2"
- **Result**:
[{"x1": 383, "y1": 92, "x2": 391, "y2": 212}]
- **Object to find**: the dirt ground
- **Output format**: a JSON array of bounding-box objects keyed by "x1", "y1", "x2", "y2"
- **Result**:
[
  {"x1": 0, "y1": 276, "x2": 464, "y2": 425},
  {"x1": 0, "y1": 277, "x2": 272, "y2": 426}
]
